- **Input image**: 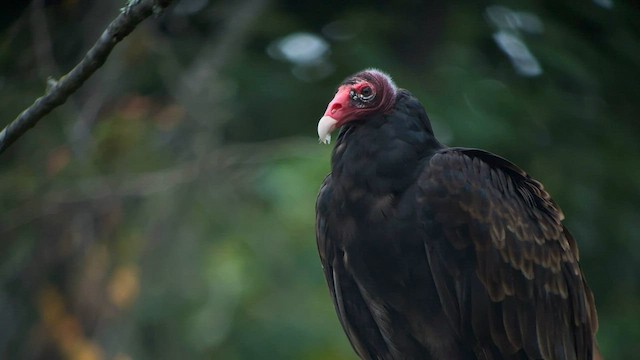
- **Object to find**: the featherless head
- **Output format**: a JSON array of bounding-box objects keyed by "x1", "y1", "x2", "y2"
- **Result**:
[{"x1": 318, "y1": 69, "x2": 398, "y2": 144}]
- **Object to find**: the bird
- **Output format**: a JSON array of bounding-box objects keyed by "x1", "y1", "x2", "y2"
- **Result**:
[{"x1": 315, "y1": 69, "x2": 599, "y2": 360}]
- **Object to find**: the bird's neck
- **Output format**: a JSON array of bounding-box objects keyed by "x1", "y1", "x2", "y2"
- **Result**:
[{"x1": 331, "y1": 91, "x2": 442, "y2": 195}]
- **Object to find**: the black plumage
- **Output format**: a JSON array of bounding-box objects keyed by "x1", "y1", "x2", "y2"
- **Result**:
[{"x1": 315, "y1": 69, "x2": 599, "y2": 360}]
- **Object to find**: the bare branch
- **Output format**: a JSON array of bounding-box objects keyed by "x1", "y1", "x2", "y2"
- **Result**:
[{"x1": 0, "y1": 0, "x2": 175, "y2": 154}]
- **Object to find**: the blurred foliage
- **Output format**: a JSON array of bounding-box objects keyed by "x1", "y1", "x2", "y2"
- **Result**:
[{"x1": 0, "y1": 0, "x2": 639, "y2": 359}]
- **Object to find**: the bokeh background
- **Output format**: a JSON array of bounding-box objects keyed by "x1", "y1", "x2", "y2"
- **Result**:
[{"x1": 1, "y1": 0, "x2": 639, "y2": 359}]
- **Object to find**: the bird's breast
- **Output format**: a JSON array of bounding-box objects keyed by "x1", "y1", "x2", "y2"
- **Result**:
[{"x1": 329, "y1": 183, "x2": 426, "y2": 281}]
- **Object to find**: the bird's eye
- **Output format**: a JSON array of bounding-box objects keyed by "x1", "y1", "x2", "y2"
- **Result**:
[{"x1": 360, "y1": 86, "x2": 374, "y2": 101}]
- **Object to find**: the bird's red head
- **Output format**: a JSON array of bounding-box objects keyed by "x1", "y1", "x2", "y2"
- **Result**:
[{"x1": 318, "y1": 69, "x2": 398, "y2": 144}]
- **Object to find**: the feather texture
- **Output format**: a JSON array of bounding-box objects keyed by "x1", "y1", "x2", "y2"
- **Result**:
[{"x1": 315, "y1": 73, "x2": 599, "y2": 359}]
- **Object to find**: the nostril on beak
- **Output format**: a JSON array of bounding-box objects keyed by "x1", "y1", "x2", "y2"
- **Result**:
[{"x1": 330, "y1": 103, "x2": 342, "y2": 114}]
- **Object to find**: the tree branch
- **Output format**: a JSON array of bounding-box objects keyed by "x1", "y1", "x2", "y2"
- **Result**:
[{"x1": 0, "y1": 0, "x2": 174, "y2": 154}]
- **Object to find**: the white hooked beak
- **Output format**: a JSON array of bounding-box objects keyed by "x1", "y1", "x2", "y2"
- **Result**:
[{"x1": 317, "y1": 116, "x2": 338, "y2": 144}]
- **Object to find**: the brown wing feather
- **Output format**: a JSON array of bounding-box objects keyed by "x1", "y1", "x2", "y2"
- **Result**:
[
  {"x1": 316, "y1": 175, "x2": 393, "y2": 360},
  {"x1": 418, "y1": 148, "x2": 598, "y2": 360}
]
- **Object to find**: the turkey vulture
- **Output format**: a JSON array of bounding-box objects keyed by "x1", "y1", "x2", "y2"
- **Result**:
[{"x1": 315, "y1": 69, "x2": 599, "y2": 360}]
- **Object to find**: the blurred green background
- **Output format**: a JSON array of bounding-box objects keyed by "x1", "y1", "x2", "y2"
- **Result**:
[{"x1": 1, "y1": 0, "x2": 638, "y2": 359}]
